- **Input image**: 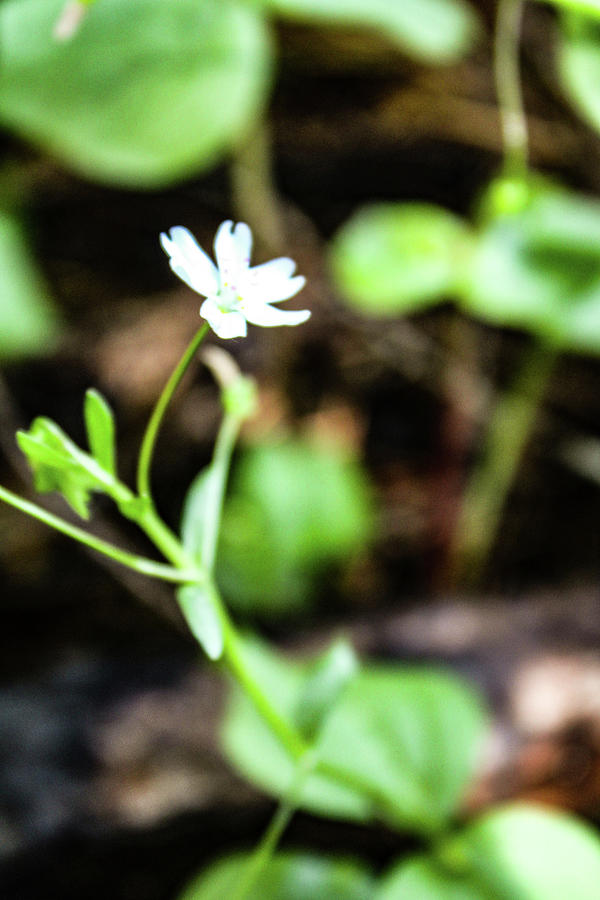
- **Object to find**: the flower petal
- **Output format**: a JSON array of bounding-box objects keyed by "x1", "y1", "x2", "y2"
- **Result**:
[
  {"x1": 160, "y1": 227, "x2": 219, "y2": 297},
  {"x1": 243, "y1": 301, "x2": 311, "y2": 328},
  {"x1": 243, "y1": 271, "x2": 306, "y2": 305},
  {"x1": 200, "y1": 297, "x2": 247, "y2": 339},
  {"x1": 233, "y1": 222, "x2": 252, "y2": 267},
  {"x1": 214, "y1": 220, "x2": 245, "y2": 291}
]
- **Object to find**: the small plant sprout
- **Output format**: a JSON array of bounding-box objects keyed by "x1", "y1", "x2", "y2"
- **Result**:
[{"x1": 160, "y1": 221, "x2": 310, "y2": 339}]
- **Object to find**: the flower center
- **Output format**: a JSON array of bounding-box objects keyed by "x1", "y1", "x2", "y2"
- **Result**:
[{"x1": 217, "y1": 284, "x2": 242, "y2": 313}]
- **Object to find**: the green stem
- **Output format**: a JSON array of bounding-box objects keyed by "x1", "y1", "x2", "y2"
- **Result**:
[
  {"x1": 230, "y1": 119, "x2": 285, "y2": 254},
  {"x1": 136, "y1": 323, "x2": 209, "y2": 502},
  {"x1": 0, "y1": 484, "x2": 200, "y2": 583},
  {"x1": 222, "y1": 623, "x2": 308, "y2": 761},
  {"x1": 232, "y1": 749, "x2": 320, "y2": 900},
  {"x1": 449, "y1": 340, "x2": 556, "y2": 585},
  {"x1": 494, "y1": 0, "x2": 528, "y2": 177}
]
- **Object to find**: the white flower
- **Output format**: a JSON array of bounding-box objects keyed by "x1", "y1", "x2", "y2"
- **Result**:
[{"x1": 160, "y1": 221, "x2": 310, "y2": 339}]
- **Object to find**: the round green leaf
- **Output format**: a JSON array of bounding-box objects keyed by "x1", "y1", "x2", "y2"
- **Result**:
[
  {"x1": 0, "y1": 0, "x2": 272, "y2": 187},
  {"x1": 261, "y1": 0, "x2": 480, "y2": 64},
  {"x1": 330, "y1": 203, "x2": 472, "y2": 316},
  {"x1": 178, "y1": 851, "x2": 376, "y2": 900},
  {"x1": 461, "y1": 179, "x2": 600, "y2": 354},
  {"x1": 558, "y1": 13, "x2": 600, "y2": 136},
  {"x1": 217, "y1": 440, "x2": 374, "y2": 615},
  {"x1": 222, "y1": 639, "x2": 488, "y2": 834}
]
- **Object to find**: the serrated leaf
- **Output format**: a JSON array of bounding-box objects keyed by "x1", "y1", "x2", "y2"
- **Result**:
[
  {"x1": 330, "y1": 203, "x2": 472, "y2": 316},
  {"x1": 17, "y1": 414, "x2": 111, "y2": 518},
  {"x1": 178, "y1": 850, "x2": 376, "y2": 900},
  {"x1": 0, "y1": 0, "x2": 273, "y2": 187},
  {"x1": 84, "y1": 388, "x2": 116, "y2": 476},
  {"x1": 222, "y1": 638, "x2": 488, "y2": 834},
  {"x1": 261, "y1": 0, "x2": 481, "y2": 65},
  {"x1": 177, "y1": 581, "x2": 224, "y2": 660}
]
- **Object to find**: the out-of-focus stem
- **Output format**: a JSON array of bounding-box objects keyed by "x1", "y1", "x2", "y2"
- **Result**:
[
  {"x1": 494, "y1": 0, "x2": 528, "y2": 176},
  {"x1": 230, "y1": 119, "x2": 285, "y2": 254},
  {"x1": 448, "y1": 339, "x2": 556, "y2": 586}
]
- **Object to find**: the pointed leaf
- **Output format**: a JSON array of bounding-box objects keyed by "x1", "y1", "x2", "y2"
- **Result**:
[
  {"x1": 294, "y1": 637, "x2": 359, "y2": 741},
  {"x1": 84, "y1": 388, "x2": 116, "y2": 476},
  {"x1": 177, "y1": 582, "x2": 224, "y2": 660},
  {"x1": 180, "y1": 466, "x2": 213, "y2": 560}
]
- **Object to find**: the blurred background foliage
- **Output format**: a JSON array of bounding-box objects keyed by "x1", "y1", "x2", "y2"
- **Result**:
[{"x1": 4, "y1": 0, "x2": 600, "y2": 898}]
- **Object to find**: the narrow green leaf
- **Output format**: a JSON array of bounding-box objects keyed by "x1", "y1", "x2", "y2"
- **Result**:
[
  {"x1": 180, "y1": 466, "x2": 213, "y2": 560},
  {"x1": 177, "y1": 581, "x2": 224, "y2": 660},
  {"x1": 294, "y1": 637, "x2": 359, "y2": 741},
  {"x1": 84, "y1": 388, "x2": 116, "y2": 476}
]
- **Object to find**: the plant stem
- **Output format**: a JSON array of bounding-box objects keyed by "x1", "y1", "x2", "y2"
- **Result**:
[
  {"x1": 231, "y1": 749, "x2": 320, "y2": 900},
  {"x1": 494, "y1": 0, "x2": 528, "y2": 177},
  {"x1": 136, "y1": 323, "x2": 209, "y2": 502},
  {"x1": 230, "y1": 119, "x2": 285, "y2": 254},
  {"x1": 0, "y1": 484, "x2": 200, "y2": 583},
  {"x1": 448, "y1": 339, "x2": 556, "y2": 585}
]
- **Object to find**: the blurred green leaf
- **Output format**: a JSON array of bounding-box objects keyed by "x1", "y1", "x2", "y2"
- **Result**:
[
  {"x1": 260, "y1": 0, "x2": 480, "y2": 64},
  {"x1": 178, "y1": 851, "x2": 376, "y2": 900},
  {"x1": 460, "y1": 179, "x2": 600, "y2": 353},
  {"x1": 217, "y1": 439, "x2": 374, "y2": 615},
  {"x1": 0, "y1": 209, "x2": 58, "y2": 360},
  {"x1": 0, "y1": 0, "x2": 272, "y2": 187},
  {"x1": 176, "y1": 581, "x2": 224, "y2": 660},
  {"x1": 541, "y1": 0, "x2": 600, "y2": 19},
  {"x1": 222, "y1": 638, "x2": 488, "y2": 833},
  {"x1": 84, "y1": 388, "x2": 116, "y2": 476},
  {"x1": 180, "y1": 466, "x2": 212, "y2": 561},
  {"x1": 294, "y1": 637, "x2": 359, "y2": 741},
  {"x1": 330, "y1": 203, "x2": 472, "y2": 316},
  {"x1": 379, "y1": 804, "x2": 600, "y2": 900},
  {"x1": 558, "y1": 13, "x2": 600, "y2": 135},
  {"x1": 377, "y1": 854, "x2": 491, "y2": 900}
]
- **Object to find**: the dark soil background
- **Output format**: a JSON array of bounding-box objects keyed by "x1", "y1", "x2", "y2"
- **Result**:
[{"x1": 3, "y1": 6, "x2": 600, "y2": 898}]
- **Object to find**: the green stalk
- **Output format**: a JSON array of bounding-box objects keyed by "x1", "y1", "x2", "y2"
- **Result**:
[
  {"x1": 136, "y1": 323, "x2": 209, "y2": 503},
  {"x1": 231, "y1": 749, "x2": 320, "y2": 900},
  {"x1": 494, "y1": 0, "x2": 528, "y2": 177},
  {"x1": 0, "y1": 484, "x2": 199, "y2": 583},
  {"x1": 449, "y1": 340, "x2": 556, "y2": 585}
]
